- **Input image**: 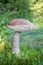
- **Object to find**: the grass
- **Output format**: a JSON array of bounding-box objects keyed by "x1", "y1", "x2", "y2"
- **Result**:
[{"x1": 0, "y1": 13, "x2": 43, "y2": 65}]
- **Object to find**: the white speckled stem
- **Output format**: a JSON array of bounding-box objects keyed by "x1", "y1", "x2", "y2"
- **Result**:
[{"x1": 12, "y1": 32, "x2": 20, "y2": 56}]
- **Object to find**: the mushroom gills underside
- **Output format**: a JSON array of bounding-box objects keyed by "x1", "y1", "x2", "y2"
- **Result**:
[{"x1": 7, "y1": 25, "x2": 34, "y2": 31}]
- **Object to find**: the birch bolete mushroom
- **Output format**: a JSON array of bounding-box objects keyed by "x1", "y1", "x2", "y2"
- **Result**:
[{"x1": 7, "y1": 18, "x2": 35, "y2": 55}]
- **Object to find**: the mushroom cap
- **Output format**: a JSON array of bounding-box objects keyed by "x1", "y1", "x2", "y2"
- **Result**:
[{"x1": 7, "y1": 18, "x2": 35, "y2": 31}]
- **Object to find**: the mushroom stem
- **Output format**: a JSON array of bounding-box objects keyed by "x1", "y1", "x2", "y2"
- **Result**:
[{"x1": 12, "y1": 32, "x2": 20, "y2": 56}]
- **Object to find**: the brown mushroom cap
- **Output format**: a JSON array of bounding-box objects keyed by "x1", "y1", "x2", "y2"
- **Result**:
[{"x1": 7, "y1": 18, "x2": 35, "y2": 31}]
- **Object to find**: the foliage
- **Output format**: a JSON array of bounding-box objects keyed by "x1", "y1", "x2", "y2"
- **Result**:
[
  {"x1": 0, "y1": 46, "x2": 43, "y2": 65},
  {"x1": 0, "y1": 0, "x2": 43, "y2": 20}
]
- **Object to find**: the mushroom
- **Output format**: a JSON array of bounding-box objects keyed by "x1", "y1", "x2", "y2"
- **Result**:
[{"x1": 7, "y1": 18, "x2": 35, "y2": 56}]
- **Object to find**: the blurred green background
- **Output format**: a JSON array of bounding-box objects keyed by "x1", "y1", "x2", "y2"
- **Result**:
[{"x1": 0, "y1": 0, "x2": 43, "y2": 65}]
